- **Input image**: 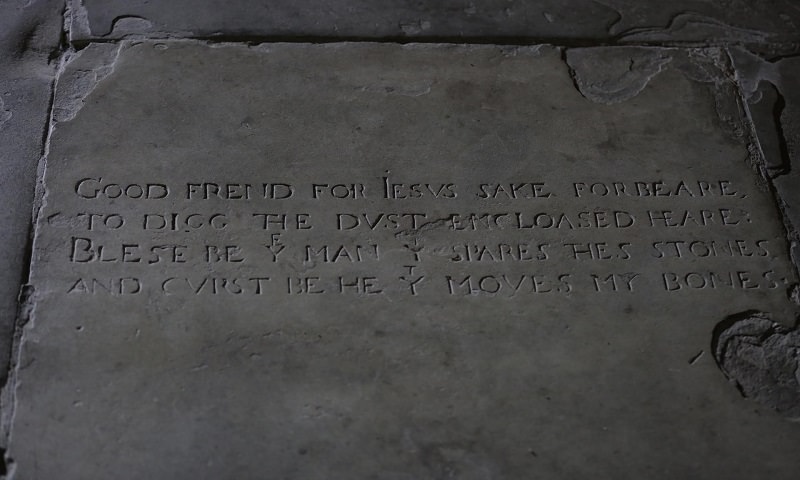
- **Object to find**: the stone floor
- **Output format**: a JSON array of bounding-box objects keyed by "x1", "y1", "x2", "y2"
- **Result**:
[{"x1": 1, "y1": 1, "x2": 799, "y2": 478}]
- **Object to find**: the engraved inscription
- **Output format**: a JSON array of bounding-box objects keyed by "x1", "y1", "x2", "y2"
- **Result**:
[{"x1": 54, "y1": 174, "x2": 794, "y2": 300}]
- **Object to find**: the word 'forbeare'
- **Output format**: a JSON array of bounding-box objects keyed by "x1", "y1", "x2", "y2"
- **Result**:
[{"x1": 73, "y1": 178, "x2": 741, "y2": 201}]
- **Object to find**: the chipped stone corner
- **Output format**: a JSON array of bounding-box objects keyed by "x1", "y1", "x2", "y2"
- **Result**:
[
  {"x1": 52, "y1": 42, "x2": 124, "y2": 123},
  {"x1": 676, "y1": 47, "x2": 760, "y2": 149},
  {"x1": 712, "y1": 311, "x2": 800, "y2": 419},
  {"x1": 564, "y1": 46, "x2": 673, "y2": 105},
  {"x1": 562, "y1": 46, "x2": 752, "y2": 142}
]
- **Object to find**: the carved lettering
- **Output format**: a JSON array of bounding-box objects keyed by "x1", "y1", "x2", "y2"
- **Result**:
[{"x1": 54, "y1": 175, "x2": 790, "y2": 301}]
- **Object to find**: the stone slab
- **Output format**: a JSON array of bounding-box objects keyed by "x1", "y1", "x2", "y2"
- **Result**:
[
  {"x1": 771, "y1": 56, "x2": 800, "y2": 266},
  {"x1": 7, "y1": 41, "x2": 800, "y2": 479},
  {"x1": 69, "y1": 0, "x2": 800, "y2": 48},
  {"x1": 0, "y1": 0, "x2": 64, "y2": 395}
]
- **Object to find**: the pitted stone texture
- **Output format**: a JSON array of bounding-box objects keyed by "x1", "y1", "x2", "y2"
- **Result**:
[
  {"x1": 9, "y1": 42, "x2": 800, "y2": 479},
  {"x1": 70, "y1": 0, "x2": 800, "y2": 47},
  {"x1": 0, "y1": 0, "x2": 63, "y2": 389},
  {"x1": 566, "y1": 47, "x2": 673, "y2": 105},
  {"x1": 713, "y1": 313, "x2": 800, "y2": 418}
]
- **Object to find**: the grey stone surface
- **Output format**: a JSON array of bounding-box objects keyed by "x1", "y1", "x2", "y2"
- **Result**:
[
  {"x1": 7, "y1": 41, "x2": 800, "y2": 479},
  {"x1": 69, "y1": 0, "x2": 800, "y2": 48},
  {"x1": 0, "y1": 0, "x2": 63, "y2": 395}
]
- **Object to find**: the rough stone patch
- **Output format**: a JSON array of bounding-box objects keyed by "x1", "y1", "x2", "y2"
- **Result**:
[
  {"x1": 52, "y1": 43, "x2": 122, "y2": 123},
  {"x1": 713, "y1": 312, "x2": 800, "y2": 418},
  {"x1": 565, "y1": 47, "x2": 672, "y2": 104}
]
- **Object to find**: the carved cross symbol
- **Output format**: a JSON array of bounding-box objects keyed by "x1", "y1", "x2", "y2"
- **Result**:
[
  {"x1": 399, "y1": 265, "x2": 425, "y2": 295},
  {"x1": 401, "y1": 237, "x2": 423, "y2": 262}
]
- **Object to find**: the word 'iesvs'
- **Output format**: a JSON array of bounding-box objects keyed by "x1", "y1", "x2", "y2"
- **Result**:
[{"x1": 73, "y1": 178, "x2": 741, "y2": 200}]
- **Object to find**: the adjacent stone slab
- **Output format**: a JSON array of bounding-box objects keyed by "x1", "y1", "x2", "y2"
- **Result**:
[
  {"x1": 771, "y1": 56, "x2": 800, "y2": 265},
  {"x1": 0, "y1": 0, "x2": 64, "y2": 394},
  {"x1": 8, "y1": 42, "x2": 800, "y2": 479},
  {"x1": 731, "y1": 48, "x2": 800, "y2": 268},
  {"x1": 69, "y1": 0, "x2": 800, "y2": 48}
]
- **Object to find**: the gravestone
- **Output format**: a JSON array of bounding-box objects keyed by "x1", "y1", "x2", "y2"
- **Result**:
[{"x1": 6, "y1": 41, "x2": 800, "y2": 479}]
